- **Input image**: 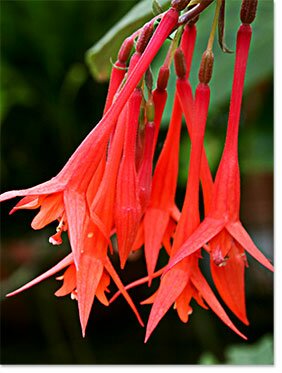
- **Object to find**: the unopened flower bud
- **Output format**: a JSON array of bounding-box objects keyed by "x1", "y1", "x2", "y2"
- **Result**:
[
  {"x1": 174, "y1": 48, "x2": 186, "y2": 79},
  {"x1": 146, "y1": 100, "x2": 155, "y2": 122},
  {"x1": 157, "y1": 66, "x2": 170, "y2": 90},
  {"x1": 145, "y1": 67, "x2": 153, "y2": 93},
  {"x1": 198, "y1": 50, "x2": 214, "y2": 84},
  {"x1": 240, "y1": 0, "x2": 258, "y2": 24},
  {"x1": 171, "y1": 0, "x2": 189, "y2": 11},
  {"x1": 136, "y1": 21, "x2": 155, "y2": 54},
  {"x1": 118, "y1": 37, "x2": 134, "y2": 63}
]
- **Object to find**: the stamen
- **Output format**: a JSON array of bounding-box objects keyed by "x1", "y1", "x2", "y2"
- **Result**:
[
  {"x1": 49, "y1": 231, "x2": 63, "y2": 246},
  {"x1": 71, "y1": 290, "x2": 78, "y2": 300}
]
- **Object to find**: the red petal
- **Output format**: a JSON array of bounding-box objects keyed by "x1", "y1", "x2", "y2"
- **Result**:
[
  {"x1": 105, "y1": 257, "x2": 144, "y2": 327},
  {"x1": 150, "y1": 96, "x2": 182, "y2": 210},
  {"x1": 170, "y1": 204, "x2": 181, "y2": 222},
  {"x1": 138, "y1": 121, "x2": 155, "y2": 212},
  {"x1": 175, "y1": 283, "x2": 193, "y2": 323},
  {"x1": 6, "y1": 254, "x2": 73, "y2": 297},
  {"x1": 141, "y1": 290, "x2": 158, "y2": 305},
  {"x1": 0, "y1": 179, "x2": 65, "y2": 203},
  {"x1": 132, "y1": 222, "x2": 144, "y2": 252},
  {"x1": 64, "y1": 190, "x2": 87, "y2": 267},
  {"x1": 166, "y1": 218, "x2": 225, "y2": 272},
  {"x1": 9, "y1": 195, "x2": 44, "y2": 214},
  {"x1": 31, "y1": 193, "x2": 64, "y2": 230},
  {"x1": 55, "y1": 263, "x2": 77, "y2": 297},
  {"x1": 191, "y1": 267, "x2": 247, "y2": 339},
  {"x1": 77, "y1": 254, "x2": 104, "y2": 337},
  {"x1": 180, "y1": 24, "x2": 196, "y2": 79},
  {"x1": 152, "y1": 89, "x2": 167, "y2": 149},
  {"x1": 96, "y1": 270, "x2": 111, "y2": 306},
  {"x1": 145, "y1": 261, "x2": 190, "y2": 342},
  {"x1": 226, "y1": 221, "x2": 274, "y2": 272},
  {"x1": 210, "y1": 240, "x2": 249, "y2": 325},
  {"x1": 176, "y1": 79, "x2": 213, "y2": 215},
  {"x1": 144, "y1": 209, "x2": 170, "y2": 282},
  {"x1": 115, "y1": 91, "x2": 142, "y2": 268}
]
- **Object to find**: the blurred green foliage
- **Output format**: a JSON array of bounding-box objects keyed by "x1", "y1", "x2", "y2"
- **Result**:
[{"x1": 199, "y1": 334, "x2": 273, "y2": 364}]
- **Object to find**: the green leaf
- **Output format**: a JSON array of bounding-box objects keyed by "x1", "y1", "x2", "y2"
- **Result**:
[
  {"x1": 225, "y1": 334, "x2": 274, "y2": 365},
  {"x1": 85, "y1": 0, "x2": 170, "y2": 82},
  {"x1": 198, "y1": 334, "x2": 274, "y2": 365}
]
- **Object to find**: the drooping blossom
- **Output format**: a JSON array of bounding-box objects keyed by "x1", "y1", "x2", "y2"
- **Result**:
[
  {"x1": 2, "y1": 5, "x2": 181, "y2": 336},
  {"x1": 166, "y1": 5, "x2": 273, "y2": 303},
  {"x1": 1, "y1": 0, "x2": 272, "y2": 342},
  {"x1": 133, "y1": 23, "x2": 197, "y2": 283},
  {"x1": 145, "y1": 47, "x2": 245, "y2": 342}
]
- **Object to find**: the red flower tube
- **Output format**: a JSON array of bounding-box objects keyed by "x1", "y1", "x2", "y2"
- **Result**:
[
  {"x1": 167, "y1": 23, "x2": 273, "y2": 281},
  {"x1": 145, "y1": 50, "x2": 245, "y2": 341}
]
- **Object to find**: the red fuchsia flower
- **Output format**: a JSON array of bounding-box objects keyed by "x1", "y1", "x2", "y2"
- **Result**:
[
  {"x1": 176, "y1": 60, "x2": 214, "y2": 214},
  {"x1": 174, "y1": 1, "x2": 256, "y2": 325},
  {"x1": 115, "y1": 88, "x2": 143, "y2": 269},
  {"x1": 166, "y1": 3, "x2": 274, "y2": 318},
  {"x1": 103, "y1": 36, "x2": 134, "y2": 114},
  {"x1": 133, "y1": 23, "x2": 198, "y2": 284},
  {"x1": 6, "y1": 252, "x2": 140, "y2": 329},
  {"x1": 137, "y1": 118, "x2": 156, "y2": 214},
  {"x1": 1, "y1": 5, "x2": 180, "y2": 261},
  {"x1": 142, "y1": 93, "x2": 182, "y2": 282},
  {"x1": 145, "y1": 48, "x2": 245, "y2": 342},
  {"x1": 7, "y1": 105, "x2": 145, "y2": 336},
  {"x1": 137, "y1": 70, "x2": 156, "y2": 214},
  {"x1": 114, "y1": 23, "x2": 158, "y2": 270},
  {"x1": 1, "y1": 6, "x2": 181, "y2": 336}
]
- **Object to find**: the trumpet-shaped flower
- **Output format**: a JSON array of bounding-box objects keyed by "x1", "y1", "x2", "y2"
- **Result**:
[
  {"x1": 145, "y1": 65, "x2": 245, "y2": 341},
  {"x1": 166, "y1": 25, "x2": 273, "y2": 283}
]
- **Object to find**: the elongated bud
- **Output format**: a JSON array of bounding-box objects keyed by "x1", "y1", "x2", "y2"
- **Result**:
[
  {"x1": 145, "y1": 67, "x2": 153, "y2": 93},
  {"x1": 171, "y1": 0, "x2": 189, "y2": 11},
  {"x1": 118, "y1": 37, "x2": 134, "y2": 63},
  {"x1": 136, "y1": 21, "x2": 155, "y2": 54},
  {"x1": 174, "y1": 48, "x2": 186, "y2": 79},
  {"x1": 198, "y1": 50, "x2": 214, "y2": 84},
  {"x1": 138, "y1": 121, "x2": 155, "y2": 213},
  {"x1": 240, "y1": 0, "x2": 258, "y2": 24},
  {"x1": 146, "y1": 100, "x2": 155, "y2": 122},
  {"x1": 180, "y1": 24, "x2": 197, "y2": 78},
  {"x1": 157, "y1": 66, "x2": 170, "y2": 90}
]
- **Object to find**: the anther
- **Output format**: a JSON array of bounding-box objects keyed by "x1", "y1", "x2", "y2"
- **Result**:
[
  {"x1": 174, "y1": 48, "x2": 187, "y2": 79},
  {"x1": 118, "y1": 37, "x2": 134, "y2": 64},
  {"x1": 157, "y1": 66, "x2": 170, "y2": 90},
  {"x1": 171, "y1": 0, "x2": 189, "y2": 12},
  {"x1": 145, "y1": 67, "x2": 153, "y2": 93},
  {"x1": 136, "y1": 21, "x2": 155, "y2": 54},
  {"x1": 49, "y1": 230, "x2": 63, "y2": 245},
  {"x1": 198, "y1": 50, "x2": 214, "y2": 84}
]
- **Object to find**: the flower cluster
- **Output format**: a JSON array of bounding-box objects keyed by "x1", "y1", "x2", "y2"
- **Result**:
[{"x1": 1, "y1": 0, "x2": 273, "y2": 340}]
